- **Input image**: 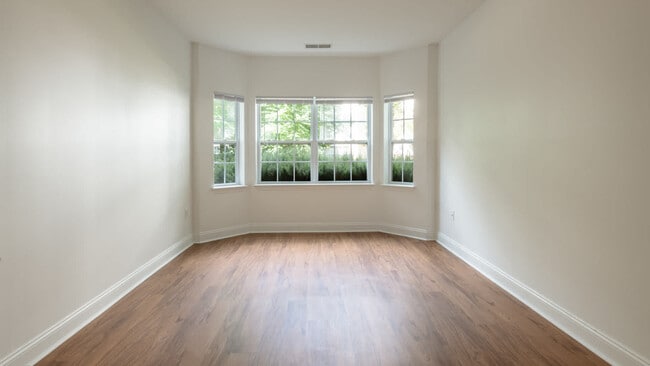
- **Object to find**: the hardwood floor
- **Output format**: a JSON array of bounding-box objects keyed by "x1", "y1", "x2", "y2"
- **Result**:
[{"x1": 38, "y1": 233, "x2": 608, "y2": 365}]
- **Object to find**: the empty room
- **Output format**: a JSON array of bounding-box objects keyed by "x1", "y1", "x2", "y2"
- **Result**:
[{"x1": 1, "y1": 0, "x2": 649, "y2": 365}]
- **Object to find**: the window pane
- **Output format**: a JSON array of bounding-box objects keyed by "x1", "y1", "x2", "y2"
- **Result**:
[
  {"x1": 335, "y1": 122, "x2": 351, "y2": 141},
  {"x1": 351, "y1": 104, "x2": 368, "y2": 121},
  {"x1": 319, "y1": 104, "x2": 334, "y2": 122},
  {"x1": 403, "y1": 162, "x2": 413, "y2": 183},
  {"x1": 335, "y1": 162, "x2": 351, "y2": 181},
  {"x1": 224, "y1": 121, "x2": 236, "y2": 140},
  {"x1": 351, "y1": 144, "x2": 367, "y2": 161},
  {"x1": 392, "y1": 120, "x2": 404, "y2": 141},
  {"x1": 278, "y1": 144, "x2": 294, "y2": 161},
  {"x1": 214, "y1": 164, "x2": 225, "y2": 184},
  {"x1": 335, "y1": 144, "x2": 351, "y2": 161},
  {"x1": 392, "y1": 101, "x2": 404, "y2": 120},
  {"x1": 213, "y1": 120, "x2": 223, "y2": 141},
  {"x1": 295, "y1": 162, "x2": 310, "y2": 181},
  {"x1": 404, "y1": 119, "x2": 414, "y2": 140},
  {"x1": 335, "y1": 104, "x2": 351, "y2": 121},
  {"x1": 261, "y1": 104, "x2": 278, "y2": 122},
  {"x1": 261, "y1": 163, "x2": 277, "y2": 181},
  {"x1": 261, "y1": 144, "x2": 277, "y2": 161},
  {"x1": 351, "y1": 122, "x2": 367, "y2": 141},
  {"x1": 261, "y1": 122, "x2": 277, "y2": 141},
  {"x1": 295, "y1": 144, "x2": 311, "y2": 161},
  {"x1": 319, "y1": 144, "x2": 334, "y2": 161},
  {"x1": 403, "y1": 143, "x2": 414, "y2": 161},
  {"x1": 351, "y1": 162, "x2": 367, "y2": 181},
  {"x1": 319, "y1": 122, "x2": 334, "y2": 140},
  {"x1": 278, "y1": 121, "x2": 294, "y2": 140},
  {"x1": 223, "y1": 143, "x2": 236, "y2": 162},
  {"x1": 404, "y1": 99, "x2": 414, "y2": 119},
  {"x1": 213, "y1": 100, "x2": 224, "y2": 140},
  {"x1": 319, "y1": 163, "x2": 334, "y2": 181},
  {"x1": 225, "y1": 163, "x2": 236, "y2": 183},
  {"x1": 392, "y1": 143, "x2": 404, "y2": 162},
  {"x1": 224, "y1": 100, "x2": 236, "y2": 122},
  {"x1": 278, "y1": 163, "x2": 294, "y2": 181},
  {"x1": 392, "y1": 162, "x2": 403, "y2": 182},
  {"x1": 294, "y1": 121, "x2": 311, "y2": 141},
  {"x1": 214, "y1": 144, "x2": 224, "y2": 163}
]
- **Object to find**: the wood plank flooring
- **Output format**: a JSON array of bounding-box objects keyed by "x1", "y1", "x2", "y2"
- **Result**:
[{"x1": 38, "y1": 233, "x2": 608, "y2": 365}]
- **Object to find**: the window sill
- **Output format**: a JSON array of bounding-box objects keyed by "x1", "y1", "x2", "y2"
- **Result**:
[
  {"x1": 211, "y1": 184, "x2": 248, "y2": 191},
  {"x1": 253, "y1": 182, "x2": 375, "y2": 190},
  {"x1": 382, "y1": 183, "x2": 416, "y2": 189}
]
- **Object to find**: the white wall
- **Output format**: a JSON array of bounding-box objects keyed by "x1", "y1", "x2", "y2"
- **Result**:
[
  {"x1": 192, "y1": 45, "x2": 438, "y2": 241},
  {"x1": 439, "y1": 0, "x2": 650, "y2": 363},
  {"x1": 0, "y1": 0, "x2": 192, "y2": 362}
]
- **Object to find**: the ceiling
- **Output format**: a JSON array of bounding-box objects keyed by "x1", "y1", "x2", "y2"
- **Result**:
[{"x1": 145, "y1": 0, "x2": 484, "y2": 56}]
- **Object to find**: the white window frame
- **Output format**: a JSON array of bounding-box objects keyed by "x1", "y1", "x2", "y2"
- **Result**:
[
  {"x1": 385, "y1": 93, "x2": 415, "y2": 185},
  {"x1": 256, "y1": 97, "x2": 373, "y2": 184},
  {"x1": 213, "y1": 93, "x2": 244, "y2": 187}
]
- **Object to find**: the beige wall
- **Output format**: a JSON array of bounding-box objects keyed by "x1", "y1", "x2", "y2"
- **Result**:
[
  {"x1": 439, "y1": 0, "x2": 650, "y2": 363},
  {"x1": 192, "y1": 44, "x2": 438, "y2": 240},
  {"x1": 0, "y1": 0, "x2": 192, "y2": 361}
]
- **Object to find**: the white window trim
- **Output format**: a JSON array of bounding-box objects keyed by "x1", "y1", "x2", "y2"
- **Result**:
[
  {"x1": 385, "y1": 93, "x2": 415, "y2": 186},
  {"x1": 255, "y1": 97, "x2": 373, "y2": 185},
  {"x1": 213, "y1": 93, "x2": 244, "y2": 188}
]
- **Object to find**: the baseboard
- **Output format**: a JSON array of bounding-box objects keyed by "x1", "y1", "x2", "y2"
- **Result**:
[
  {"x1": 197, "y1": 222, "x2": 434, "y2": 243},
  {"x1": 0, "y1": 234, "x2": 194, "y2": 366},
  {"x1": 436, "y1": 232, "x2": 649, "y2": 366}
]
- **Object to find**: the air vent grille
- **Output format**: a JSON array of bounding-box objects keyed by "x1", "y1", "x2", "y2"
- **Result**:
[{"x1": 305, "y1": 43, "x2": 331, "y2": 49}]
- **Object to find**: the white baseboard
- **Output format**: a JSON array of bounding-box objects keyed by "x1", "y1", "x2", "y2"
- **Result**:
[
  {"x1": 436, "y1": 232, "x2": 649, "y2": 366},
  {"x1": 197, "y1": 222, "x2": 434, "y2": 243},
  {"x1": 1, "y1": 235, "x2": 194, "y2": 366}
]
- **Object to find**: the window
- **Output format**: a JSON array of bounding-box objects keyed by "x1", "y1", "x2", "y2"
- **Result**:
[
  {"x1": 213, "y1": 93, "x2": 243, "y2": 186},
  {"x1": 386, "y1": 94, "x2": 414, "y2": 184},
  {"x1": 257, "y1": 97, "x2": 371, "y2": 183}
]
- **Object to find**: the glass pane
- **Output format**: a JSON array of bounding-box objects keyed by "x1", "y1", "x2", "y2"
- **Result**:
[
  {"x1": 294, "y1": 121, "x2": 311, "y2": 141},
  {"x1": 351, "y1": 144, "x2": 367, "y2": 161},
  {"x1": 351, "y1": 104, "x2": 368, "y2": 121},
  {"x1": 224, "y1": 121, "x2": 236, "y2": 141},
  {"x1": 319, "y1": 104, "x2": 334, "y2": 122},
  {"x1": 295, "y1": 144, "x2": 311, "y2": 161},
  {"x1": 318, "y1": 144, "x2": 334, "y2": 161},
  {"x1": 213, "y1": 144, "x2": 224, "y2": 163},
  {"x1": 261, "y1": 144, "x2": 277, "y2": 161},
  {"x1": 293, "y1": 104, "x2": 312, "y2": 122},
  {"x1": 294, "y1": 162, "x2": 310, "y2": 181},
  {"x1": 319, "y1": 163, "x2": 334, "y2": 181},
  {"x1": 404, "y1": 119, "x2": 414, "y2": 140},
  {"x1": 403, "y1": 162, "x2": 413, "y2": 183},
  {"x1": 351, "y1": 122, "x2": 367, "y2": 141},
  {"x1": 319, "y1": 122, "x2": 334, "y2": 140},
  {"x1": 351, "y1": 162, "x2": 367, "y2": 181},
  {"x1": 392, "y1": 143, "x2": 404, "y2": 162},
  {"x1": 213, "y1": 120, "x2": 223, "y2": 141},
  {"x1": 225, "y1": 163, "x2": 236, "y2": 183},
  {"x1": 335, "y1": 104, "x2": 351, "y2": 121},
  {"x1": 260, "y1": 104, "x2": 278, "y2": 122},
  {"x1": 223, "y1": 143, "x2": 236, "y2": 162},
  {"x1": 335, "y1": 162, "x2": 351, "y2": 181},
  {"x1": 277, "y1": 121, "x2": 294, "y2": 140},
  {"x1": 335, "y1": 144, "x2": 351, "y2": 161},
  {"x1": 403, "y1": 143, "x2": 414, "y2": 161},
  {"x1": 335, "y1": 122, "x2": 351, "y2": 141},
  {"x1": 392, "y1": 101, "x2": 404, "y2": 120},
  {"x1": 261, "y1": 163, "x2": 277, "y2": 182},
  {"x1": 392, "y1": 120, "x2": 404, "y2": 141},
  {"x1": 261, "y1": 122, "x2": 277, "y2": 141},
  {"x1": 214, "y1": 164, "x2": 225, "y2": 184},
  {"x1": 392, "y1": 162, "x2": 403, "y2": 182},
  {"x1": 224, "y1": 100, "x2": 236, "y2": 122},
  {"x1": 278, "y1": 144, "x2": 294, "y2": 161},
  {"x1": 278, "y1": 163, "x2": 294, "y2": 181},
  {"x1": 404, "y1": 98, "x2": 414, "y2": 119}
]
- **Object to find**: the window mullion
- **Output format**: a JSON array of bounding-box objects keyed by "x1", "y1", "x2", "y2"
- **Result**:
[{"x1": 310, "y1": 98, "x2": 318, "y2": 182}]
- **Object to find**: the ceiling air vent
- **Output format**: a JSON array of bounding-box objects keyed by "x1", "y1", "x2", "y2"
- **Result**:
[{"x1": 305, "y1": 43, "x2": 331, "y2": 49}]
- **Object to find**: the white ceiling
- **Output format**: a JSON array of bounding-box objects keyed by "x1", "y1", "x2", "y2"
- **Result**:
[{"x1": 145, "y1": 0, "x2": 484, "y2": 56}]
